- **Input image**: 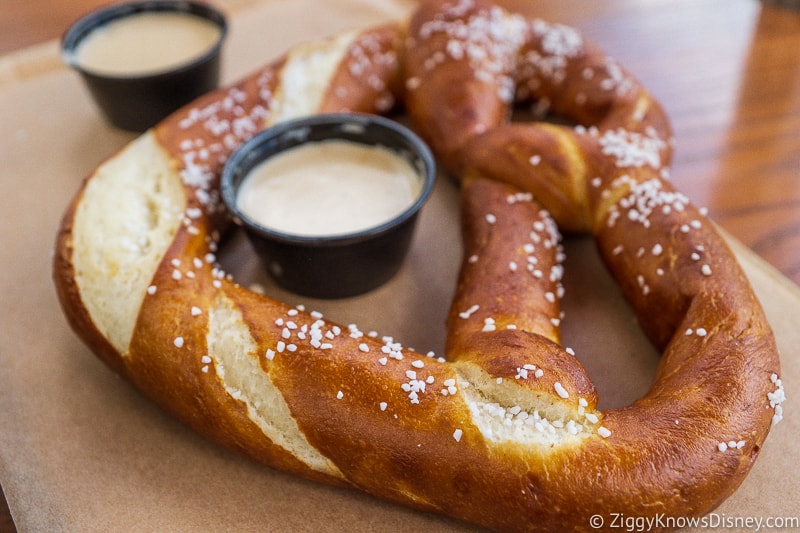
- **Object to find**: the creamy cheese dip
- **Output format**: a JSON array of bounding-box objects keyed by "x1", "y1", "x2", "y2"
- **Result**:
[
  {"x1": 74, "y1": 12, "x2": 222, "y2": 76},
  {"x1": 236, "y1": 140, "x2": 422, "y2": 237}
]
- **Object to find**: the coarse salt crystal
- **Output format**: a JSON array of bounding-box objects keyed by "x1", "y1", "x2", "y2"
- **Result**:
[{"x1": 459, "y1": 304, "x2": 480, "y2": 319}]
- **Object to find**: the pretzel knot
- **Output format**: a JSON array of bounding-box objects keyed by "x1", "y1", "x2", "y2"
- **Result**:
[{"x1": 54, "y1": 0, "x2": 784, "y2": 531}]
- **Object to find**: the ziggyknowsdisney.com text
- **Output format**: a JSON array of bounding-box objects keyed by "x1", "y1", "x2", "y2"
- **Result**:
[{"x1": 589, "y1": 512, "x2": 799, "y2": 531}]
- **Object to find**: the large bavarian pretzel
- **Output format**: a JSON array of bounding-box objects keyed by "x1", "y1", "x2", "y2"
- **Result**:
[{"x1": 53, "y1": 0, "x2": 785, "y2": 531}]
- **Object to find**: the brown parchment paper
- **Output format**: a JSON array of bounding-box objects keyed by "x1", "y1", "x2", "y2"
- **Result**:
[{"x1": 1, "y1": 0, "x2": 797, "y2": 531}]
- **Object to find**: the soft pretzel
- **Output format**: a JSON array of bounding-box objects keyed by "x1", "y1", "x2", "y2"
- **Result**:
[{"x1": 53, "y1": 0, "x2": 785, "y2": 531}]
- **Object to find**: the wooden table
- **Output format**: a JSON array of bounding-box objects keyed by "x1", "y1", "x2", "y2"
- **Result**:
[{"x1": 2, "y1": 0, "x2": 799, "y2": 530}]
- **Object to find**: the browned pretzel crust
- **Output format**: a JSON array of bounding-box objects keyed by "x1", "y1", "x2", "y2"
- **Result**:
[{"x1": 53, "y1": 1, "x2": 784, "y2": 531}]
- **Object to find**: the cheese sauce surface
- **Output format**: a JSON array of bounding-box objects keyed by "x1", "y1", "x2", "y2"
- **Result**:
[
  {"x1": 237, "y1": 140, "x2": 422, "y2": 237},
  {"x1": 74, "y1": 12, "x2": 222, "y2": 76}
]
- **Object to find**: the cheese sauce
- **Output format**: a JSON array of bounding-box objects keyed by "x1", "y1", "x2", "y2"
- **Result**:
[
  {"x1": 236, "y1": 140, "x2": 422, "y2": 237},
  {"x1": 74, "y1": 12, "x2": 222, "y2": 76}
]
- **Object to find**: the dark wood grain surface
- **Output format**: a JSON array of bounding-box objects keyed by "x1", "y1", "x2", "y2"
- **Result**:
[{"x1": 2, "y1": 0, "x2": 799, "y2": 530}]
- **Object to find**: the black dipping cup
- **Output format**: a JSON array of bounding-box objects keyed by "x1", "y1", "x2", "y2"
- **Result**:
[
  {"x1": 61, "y1": 0, "x2": 227, "y2": 132},
  {"x1": 221, "y1": 113, "x2": 437, "y2": 299}
]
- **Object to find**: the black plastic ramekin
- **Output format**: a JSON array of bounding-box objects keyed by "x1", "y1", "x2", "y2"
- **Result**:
[
  {"x1": 61, "y1": 0, "x2": 227, "y2": 132},
  {"x1": 221, "y1": 113, "x2": 437, "y2": 299}
]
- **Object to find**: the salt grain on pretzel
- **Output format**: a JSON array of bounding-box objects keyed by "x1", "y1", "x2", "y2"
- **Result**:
[{"x1": 54, "y1": 1, "x2": 783, "y2": 532}]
